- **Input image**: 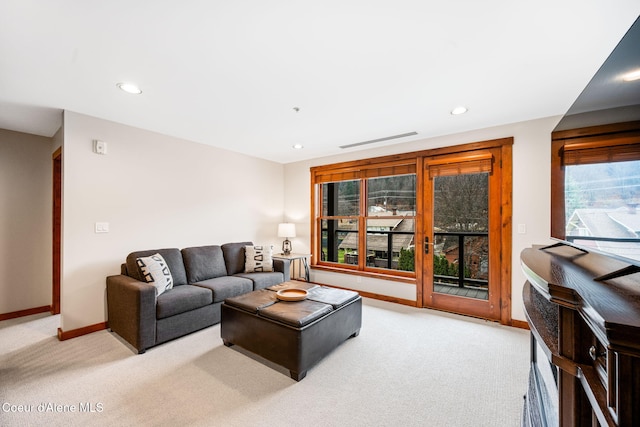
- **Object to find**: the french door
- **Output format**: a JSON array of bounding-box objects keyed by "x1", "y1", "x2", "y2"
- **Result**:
[{"x1": 421, "y1": 147, "x2": 509, "y2": 322}]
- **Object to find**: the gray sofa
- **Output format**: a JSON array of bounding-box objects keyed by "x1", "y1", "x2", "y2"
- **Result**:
[{"x1": 106, "y1": 242, "x2": 289, "y2": 354}]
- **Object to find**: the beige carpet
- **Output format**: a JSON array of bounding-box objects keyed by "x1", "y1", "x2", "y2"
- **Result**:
[{"x1": 0, "y1": 298, "x2": 530, "y2": 426}]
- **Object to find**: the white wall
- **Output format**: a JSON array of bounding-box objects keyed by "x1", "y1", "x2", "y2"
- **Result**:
[
  {"x1": 0, "y1": 129, "x2": 53, "y2": 314},
  {"x1": 60, "y1": 111, "x2": 284, "y2": 331},
  {"x1": 3, "y1": 111, "x2": 556, "y2": 328},
  {"x1": 284, "y1": 116, "x2": 559, "y2": 321}
]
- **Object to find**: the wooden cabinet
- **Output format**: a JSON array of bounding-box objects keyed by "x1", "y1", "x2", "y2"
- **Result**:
[{"x1": 521, "y1": 245, "x2": 640, "y2": 426}]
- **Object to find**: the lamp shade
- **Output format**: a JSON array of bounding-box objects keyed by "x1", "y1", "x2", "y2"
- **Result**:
[{"x1": 277, "y1": 223, "x2": 296, "y2": 238}]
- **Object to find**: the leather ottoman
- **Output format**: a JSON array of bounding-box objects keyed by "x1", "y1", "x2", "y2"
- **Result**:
[{"x1": 221, "y1": 282, "x2": 362, "y2": 380}]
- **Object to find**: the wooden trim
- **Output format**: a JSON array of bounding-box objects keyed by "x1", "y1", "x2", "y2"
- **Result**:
[
  {"x1": 562, "y1": 133, "x2": 640, "y2": 151},
  {"x1": 0, "y1": 305, "x2": 51, "y2": 321},
  {"x1": 57, "y1": 321, "x2": 107, "y2": 341},
  {"x1": 420, "y1": 137, "x2": 514, "y2": 157},
  {"x1": 414, "y1": 156, "x2": 425, "y2": 307},
  {"x1": 311, "y1": 152, "x2": 418, "y2": 175},
  {"x1": 52, "y1": 148, "x2": 62, "y2": 315},
  {"x1": 313, "y1": 163, "x2": 417, "y2": 183},
  {"x1": 511, "y1": 319, "x2": 530, "y2": 330},
  {"x1": 310, "y1": 137, "x2": 513, "y2": 175},
  {"x1": 551, "y1": 138, "x2": 565, "y2": 240},
  {"x1": 358, "y1": 179, "x2": 367, "y2": 269},
  {"x1": 424, "y1": 151, "x2": 493, "y2": 167},
  {"x1": 551, "y1": 120, "x2": 640, "y2": 141},
  {"x1": 500, "y1": 143, "x2": 513, "y2": 325},
  {"x1": 310, "y1": 170, "x2": 316, "y2": 267}
]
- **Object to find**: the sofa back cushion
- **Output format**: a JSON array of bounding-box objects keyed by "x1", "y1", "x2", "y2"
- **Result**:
[
  {"x1": 182, "y1": 245, "x2": 228, "y2": 283},
  {"x1": 126, "y1": 248, "x2": 188, "y2": 286},
  {"x1": 221, "y1": 241, "x2": 253, "y2": 275}
]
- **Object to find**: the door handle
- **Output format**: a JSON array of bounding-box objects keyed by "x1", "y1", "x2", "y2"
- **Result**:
[{"x1": 425, "y1": 236, "x2": 429, "y2": 254}]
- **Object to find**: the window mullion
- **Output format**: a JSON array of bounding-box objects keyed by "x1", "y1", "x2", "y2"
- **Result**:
[{"x1": 359, "y1": 177, "x2": 367, "y2": 270}]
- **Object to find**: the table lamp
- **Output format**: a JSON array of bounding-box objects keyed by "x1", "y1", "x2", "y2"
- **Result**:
[{"x1": 277, "y1": 223, "x2": 296, "y2": 255}]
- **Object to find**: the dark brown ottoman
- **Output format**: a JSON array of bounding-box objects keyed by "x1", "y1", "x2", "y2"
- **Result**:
[{"x1": 221, "y1": 282, "x2": 362, "y2": 380}]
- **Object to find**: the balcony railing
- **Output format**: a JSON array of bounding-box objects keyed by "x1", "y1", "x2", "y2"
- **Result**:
[
  {"x1": 322, "y1": 228, "x2": 413, "y2": 269},
  {"x1": 433, "y1": 231, "x2": 488, "y2": 290},
  {"x1": 323, "y1": 228, "x2": 487, "y2": 278}
]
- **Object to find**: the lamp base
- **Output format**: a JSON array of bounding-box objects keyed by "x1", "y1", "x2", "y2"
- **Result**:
[{"x1": 282, "y1": 239, "x2": 292, "y2": 256}]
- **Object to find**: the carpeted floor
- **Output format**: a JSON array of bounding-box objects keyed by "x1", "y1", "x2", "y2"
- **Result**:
[{"x1": 0, "y1": 298, "x2": 530, "y2": 426}]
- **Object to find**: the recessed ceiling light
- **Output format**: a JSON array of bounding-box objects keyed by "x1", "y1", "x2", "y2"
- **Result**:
[
  {"x1": 451, "y1": 106, "x2": 468, "y2": 115},
  {"x1": 292, "y1": 144, "x2": 304, "y2": 149},
  {"x1": 116, "y1": 82, "x2": 142, "y2": 94},
  {"x1": 622, "y1": 69, "x2": 640, "y2": 82}
]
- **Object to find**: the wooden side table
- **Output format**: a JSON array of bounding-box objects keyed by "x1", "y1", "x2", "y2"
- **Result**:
[{"x1": 272, "y1": 253, "x2": 311, "y2": 281}]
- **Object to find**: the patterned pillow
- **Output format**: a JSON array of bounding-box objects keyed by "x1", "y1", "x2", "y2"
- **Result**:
[
  {"x1": 136, "y1": 253, "x2": 174, "y2": 296},
  {"x1": 244, "y1": 245, "x2": 274, "y2": 273}
]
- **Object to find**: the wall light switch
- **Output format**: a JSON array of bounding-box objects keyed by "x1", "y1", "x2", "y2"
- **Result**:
[
  {"x1": 517, "y1": 224, "x2": 526, "y2": 234},
  {"x1": 93, "y1": 140, "x2": 107, "y2": 155},
  {"x1": 95, "y1": 222, "x2": 109, "y2": 233}
]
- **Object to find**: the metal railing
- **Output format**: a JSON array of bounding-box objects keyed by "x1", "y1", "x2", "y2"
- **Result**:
[
  {"x1": 433, "y1": 231, "x2": 489, "y2": 289},
  {"x1": 322, "y1": 228, "x2": 489, "y2": 289},
  {"x1": 322, "y1": 229, "x2": 413, "y2": 269}
]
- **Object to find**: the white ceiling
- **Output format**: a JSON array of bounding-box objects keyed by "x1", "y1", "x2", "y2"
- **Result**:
[{"x1": 1, "y1": 1, "x2": 639, "y2": 164}]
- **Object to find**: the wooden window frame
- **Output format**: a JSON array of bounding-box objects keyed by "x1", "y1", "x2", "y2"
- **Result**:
[
  {"x1": 310, "y1": 138, "x2": 513, "y2": 292},
  {"x1": 551, "y1": 121, "x2": 640, "y2": 239},
  {"x1": 313, "y1": 159, "x2": 418, "y2": 279}
]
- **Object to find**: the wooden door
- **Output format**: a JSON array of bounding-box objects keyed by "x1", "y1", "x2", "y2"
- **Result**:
[{"x1": 422, "y1": 147, "x2": 507, "y2": 321}]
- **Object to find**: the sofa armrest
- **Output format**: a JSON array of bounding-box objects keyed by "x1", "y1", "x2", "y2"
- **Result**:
[
  {"x1": 106, "y1": 275, "x2": 156, "y2": 353},
  {"x1": 273, "y1": 258, "x2": 291, "y2": 282}
]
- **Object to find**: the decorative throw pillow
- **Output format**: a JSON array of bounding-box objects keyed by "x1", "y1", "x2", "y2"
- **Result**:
[
  {"x1": 244, "y1": 245, "x2": 274, "y2": 273},
  {"x1": 136, "y1": 253, "x2": 174, "y2": 296}
]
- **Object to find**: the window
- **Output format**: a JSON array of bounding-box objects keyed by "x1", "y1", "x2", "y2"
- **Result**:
[
  {"x1": 310, "y1": 138, "x2": 513, "y2": 323},
  {"x1": 313, "y1": 161, "x2": 417, "y2": 276},
  {"x1": 366, "y1": 175, "x2": 415, "y2": 271},
  {"x1": 551, "y1": 122, "x2": 640, "y2": 262},
  {"x1": 320, "y1": 179, "x2": 360, "y2": 264}
]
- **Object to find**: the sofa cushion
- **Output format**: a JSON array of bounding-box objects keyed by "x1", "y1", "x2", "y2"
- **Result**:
[
  {"x1": 136, "y1": 253, "x2": 174, "y2": 296},
  {"x1": 192, "y1": 276, "x2": 253, "y2": 303},
  {"x1": 156, "y1": 285, "x2": 213, "y2": 319},
  {"x1": 235, "y1": 272, "x2": 285, "y2": 290},
  {"x1": 221, "y1": 241, "x2": 253, "y2": 276},
  {"x1": 244, "y1": 244, "x2": 274, "y2": 273},
  {"x1": 182, "y1": 245, "x2": 228, "y2": 283},
  {"x1": 126, "y1": 248, "x2": 188, "y2": 286}
]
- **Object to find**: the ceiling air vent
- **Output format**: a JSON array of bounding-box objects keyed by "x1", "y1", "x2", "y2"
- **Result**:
[{"x1": 339, "y1": 131, "x2": 418, "y2": 149}]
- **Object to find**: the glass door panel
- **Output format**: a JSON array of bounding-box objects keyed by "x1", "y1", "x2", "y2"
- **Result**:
[
  {"x1": 432, "y1": 173, "x2": 489, "y2": 300},
  {"x1": 423, "y1": 147, "x2": 503, "y2": 321}
]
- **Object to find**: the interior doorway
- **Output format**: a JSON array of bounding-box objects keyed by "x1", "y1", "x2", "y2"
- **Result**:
[{"x1": 52, "y1": 148, "x2": 61, "y2": 314}]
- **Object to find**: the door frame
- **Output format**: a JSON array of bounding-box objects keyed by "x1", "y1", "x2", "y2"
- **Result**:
[
  {"x1": 52, "y1": 147, "x2": 61, "y2": 314},
  {"x1": 417, "y1": 138, "x2": 512, "y2": 324}
]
